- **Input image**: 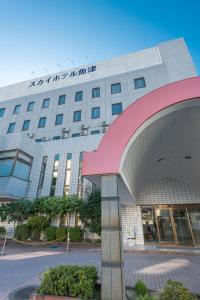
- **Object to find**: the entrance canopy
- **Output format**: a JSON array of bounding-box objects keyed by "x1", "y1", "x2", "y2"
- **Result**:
[{"x1": 83, "y1": 77, "x2": 200, "y2": 202}]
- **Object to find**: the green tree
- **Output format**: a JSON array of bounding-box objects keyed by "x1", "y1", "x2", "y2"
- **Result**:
[
  {"x1": 60, "y1": 195, "x2": 82, "y2": 226},
  {"x1": 0, "y1": 199, "x2": 33, "y2": 224},
  {"x1": 32, "y1": 197, "x2": 63, "y2": 221},
  {"x1": 28, "y1": 215, "x2": 49, "y2": 240},
  {"x1": 79, "y1": 188, "x2": 101, "y2": 236}
]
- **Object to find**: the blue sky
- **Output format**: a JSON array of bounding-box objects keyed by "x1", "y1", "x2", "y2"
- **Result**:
[{"x1": 0, "y1": 0, "x2": 199, "y2": 87}]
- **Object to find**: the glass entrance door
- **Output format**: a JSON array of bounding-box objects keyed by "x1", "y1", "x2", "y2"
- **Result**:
[
  {"x1": 155, "y1": 207, "x2": 194, "y2": 245},
  {"x1": 156, "y1": 209, "x2": 175, "y2": 243},
  {"x1": 173, "y1": 209, "x2": 193, "y2": 245}
]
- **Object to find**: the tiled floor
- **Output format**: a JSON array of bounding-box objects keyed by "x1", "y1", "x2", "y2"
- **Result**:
[{"x1": 0, "y1": 243, "x2": 200, "y2": 299}]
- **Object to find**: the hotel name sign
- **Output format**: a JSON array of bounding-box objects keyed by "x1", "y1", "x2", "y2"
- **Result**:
[{"x1": 28, "y1": 65, "x2": 96, "y2": 88}]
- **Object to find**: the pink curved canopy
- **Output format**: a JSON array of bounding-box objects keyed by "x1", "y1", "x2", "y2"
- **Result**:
[{"x1": 82, "y1": 77, "x2": 200, "y2": 177}]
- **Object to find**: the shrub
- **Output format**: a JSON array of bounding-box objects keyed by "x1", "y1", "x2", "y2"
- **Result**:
[
  {"x1": 15, "y1": 224, "x2": 30, "y2": 241},
  {"x1": 28, "y1": 216, "x2": 49, "y2": 240},
  {"x1": 0, "y1": 226, "x2": 6, "y2": 237},
  {"x1": 159, "y1": 280, "x2": 197, "y2": 300},
  {"x1": 134, "y1": 280, "x2": 148, "y2": 297},
  {"x1": 68, "y1": 227, "x2": 83, "y2": 242},
  {"x1": 38, "y1": 264, "x2": 98, "y2": 298},
  {"x1": 55, "y1": 227, "x2": 68, "y2": 242},
  {"x1": 44, "y1": 226, "x2": 57, "y2": 241}
]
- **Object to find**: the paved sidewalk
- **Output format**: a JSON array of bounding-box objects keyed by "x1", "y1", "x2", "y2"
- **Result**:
[{"x1": 0, "y1": 244, "x2": 200, "y2": 299}]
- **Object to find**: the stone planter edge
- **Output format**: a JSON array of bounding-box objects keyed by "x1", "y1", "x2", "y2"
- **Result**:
[{"x1": 29, "y1": 293, "x2": 81, "y2": 300}]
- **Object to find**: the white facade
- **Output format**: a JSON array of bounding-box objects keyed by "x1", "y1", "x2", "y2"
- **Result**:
[{"x1": 0, "y1": 38, "x2": 198, "y2": 244}]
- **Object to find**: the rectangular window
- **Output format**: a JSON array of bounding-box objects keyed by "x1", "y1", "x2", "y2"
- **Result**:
[
  {"x1": 72, "y1": 133, "x2": 80, "y2": 138},
  {"x1": 13, "y1": 104, "x2": 21, "y2": 114},
  {"x1": 13, "y1": 160, "x2": 31, "y2": 181},
  {"x1": 63, "y1": 153, "x2": 72, "y2": 196},
  {"x1": 73, "y1": 110, "x2": 81, "y2": 122},
  {"x1": 53, "y1": 136, "x2": 61, "y2": 140},
  {"x1": 42, "y1": 98, "x2": 50, "y2": 108},
  {"x1": 55, "y1": 113, "x2": 63, "y2": 125},
  {"x1": 75, "y1": 91, "x2": 83, "y2": 102},
  {"x1": 77, "y1": 152, "x2": 83, "y2": 197},
  {"x1": 38, "y1": 117, "x2": 46, "y2": 128},
  {"x1": 134, "y1": 77, "x2": 146, "y2": 89},
  {"x1": 37, "y1": 156, "x2": 48, "y2": 197},
  {"x1": 7, "y1": 122, "x2": 16, "y2": 133},
  {"x1": 92, "y1": 87, "x2": 100, "y2": 98},
  {"x1": 91, "y1": 130, "x2": 100, "y2": 135},
  {"x1": 112, "y1": 103, "x2": 123, "y2": 115},
  {"x1": 35, "y1": 138, "x2": 43, "y2": 143},
  {"x1": 111, "y1": 83, "x2": 121, "y2": 94},
  {"x1": 91, "y1": 107, "x2": 100, "y2": 119},
  {"x1": 50, "y1": 154, "x2": 60, "y2": 196},
  {"x1": 0, "y1": 108, "x2": 5, "y2": 117},
  {"x1": 58, "y1": 95, "x2": 66, "y2": 105},
  {"x1": 0, "y1": 150, "x2": 32, "y2": 181},
  {"x1": 27, "y1": 101, "x2": 35, "y2": 111},
  {"x1": 22, "y1": 120, "x2": 30, "y2": 131}
]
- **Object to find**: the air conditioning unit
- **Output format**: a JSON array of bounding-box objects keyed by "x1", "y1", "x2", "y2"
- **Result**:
[
  {"x1": 27, "y1": 133, "x2": 35, "y2": 139},
  {"x1": 62, "y1": 127, "x2": 70, "y2": 133},
  {"x1": 62, "y1": 128, "x2": 70, "y2": 138},
  {"x1": 81, "y1": 124, "x2": 88, "y2": 130},
  {"x1": 102, "y1": 127, "x2": 107, "y2": 133},
  {"x1": 102, "y1": 121, "x2": 109, "y2": 127}
]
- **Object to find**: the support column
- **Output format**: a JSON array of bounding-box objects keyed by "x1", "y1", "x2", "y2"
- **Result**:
[{"x1": 101, "y1": 175, "x2": 125, "y2": 300}]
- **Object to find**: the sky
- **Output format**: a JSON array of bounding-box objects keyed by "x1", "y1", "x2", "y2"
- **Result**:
[{"x1": 0, "y1": 0, "x2": 199, "y2": 87}]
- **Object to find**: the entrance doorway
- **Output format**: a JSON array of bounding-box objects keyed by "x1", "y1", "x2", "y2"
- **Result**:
[
  {"x1": 156, "y1": 208, "x2": 193, "y2": 245},
  {"x1": 141, "y1": 205, "x2": 200, "y2": 246}
]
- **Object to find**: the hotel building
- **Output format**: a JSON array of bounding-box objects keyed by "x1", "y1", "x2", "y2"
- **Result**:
[{"x1": 1, "y1": 38, "x2": 199, "y2": 248}]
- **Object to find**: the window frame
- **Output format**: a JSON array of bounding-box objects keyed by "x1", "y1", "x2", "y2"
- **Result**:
[
  {"x1": 27, "y1": 101, "x2": 35, "y2": 112},
  {"x1": 0, "y1": 108, "x2": 5, "y2": 117},
  {"x1": 58, "y1": 95, "x2": 66, "y2": 105},
  {"x1": 91, "y1": 106, "x2": 100, "y2": 119},
  {"x1": 134, "y1": 77, "x2": 146, "y2": 89},
  {"x1": 38, "y1": 117, "x2": 46, "y2": 128},
  {"x1": 55, "y1": 113, "x2": 63, "y2": 126},
  {"x1": 111, "y1": 83, "x2": 121, "y2": 94},
  {"x1": 73, "y1": 110, "x2": 82, "y2": 122},
  {"x1": 75, "y1": 91, "x2": 83, "y2": 102},
  {"x1": 0, "y1": 149, "x2": 32, "y2": 181},
  {"x1": 42, "y1": 98, "x2": 50, "y2": 108},
  {"x1": 22, "y1": 119, "x2": 30, "y2": 131},
  {"x1": 72, "y1": 133, "x2": 81, "y2": 137},
  {"x1": 92, "y1": 87, "x2": 100, "y2": 98},
  {"x1": 7, "y1": 122, "x2": 16, "y2": 134},
  {"x1": 13, "y1": 104, "x2": 21, "y2": 115},
  {"x1": 112, "y1": 102, "x2": 123, "y2": 115},
  {"x1": 91, "y1": 130, "x2": 100, "y2": 135}
]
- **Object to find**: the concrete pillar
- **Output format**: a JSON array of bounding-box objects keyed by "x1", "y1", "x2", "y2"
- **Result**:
[{"x1": 101, "y1": 175, "x2": 125, "y2": 300}]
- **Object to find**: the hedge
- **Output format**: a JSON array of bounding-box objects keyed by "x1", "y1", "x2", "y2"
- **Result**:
[
  {"x1": 68, "y1": 227, "x2": 83, "y2": 242},
  {"x1": 38, "y1": 264, "x2": 98, "y2": 298},
  {"x1": 44, "y1": 226, "x2": 57, "y2": 241},
  {"x1": 15, "y1": 224, "x2": 31, "y2": 241},
  {"x1": 55, "y1": 227, "x2": 68, "y2": 242}
]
